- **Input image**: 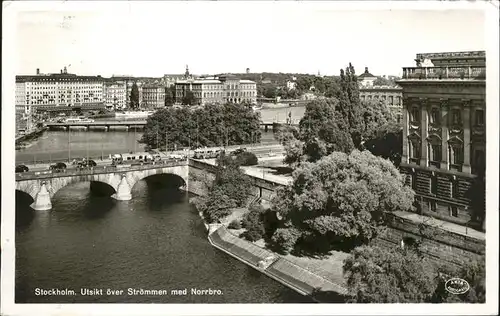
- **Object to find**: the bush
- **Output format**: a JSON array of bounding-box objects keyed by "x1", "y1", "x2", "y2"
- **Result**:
[
  {"x1": 228, "y1": 219, "x2": 242, "y2": 230},
  {"x1": 235, "y1": 151, "x2": 258, "y2": 166},
  {"x1": 241, "y1": 206, "x2": 266, "y2": 241},
  {"x1": 271, "y1": 227, "x2": 302, "y2": 254},
  {"x1": 198, "y1": 189, "x2": 237, "y2": 223}
]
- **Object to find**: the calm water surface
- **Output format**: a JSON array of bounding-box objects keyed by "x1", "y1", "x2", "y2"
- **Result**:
[
  {"x1": 16, "y1": 181, "x2": 311, "y2": 303},
  {"x1": 15, "y1": 108, "x2": 312, "y2": 303}
]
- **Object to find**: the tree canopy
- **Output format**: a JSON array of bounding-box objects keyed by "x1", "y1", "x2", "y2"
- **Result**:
[
  {"x1": 165, "y1": 85, "x2": 175, "y2": 106},
  {"x1": 130, "y1": 82, "x2": 140, "y2": 109},
  {"x1": 280, "y1": 65, "x2": 402, "y2": 167},
  {"x1": 343, "y1": 246, "x2": 486, "y2": 303},
  {"x1": 182, "y1": 90, "x2": 196, "y2": 105},
  {"x1": 271, "y1": 150, "x2": 415, "y2": 253},
  {"x1": 140, "y1": 103, "x2": 261, "y2": 150},
  {"x1": 343, "y1": 246, "x2": 438, "y2": 303},
  {"x1": 193, "y1": 151, "x2": 253, "y2": 223}
]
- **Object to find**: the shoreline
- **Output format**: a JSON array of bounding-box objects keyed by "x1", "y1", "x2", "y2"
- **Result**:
[{"x1": 190, "y1": 196, "x2": 348, "y2": 303}]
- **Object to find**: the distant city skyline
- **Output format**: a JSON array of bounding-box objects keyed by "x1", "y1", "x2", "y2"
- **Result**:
[{"x1": 14, "y1": 2, "x2": 487, "y2": 78}]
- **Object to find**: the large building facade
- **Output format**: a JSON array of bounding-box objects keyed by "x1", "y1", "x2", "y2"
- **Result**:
[
  {"x1": 397, "y1": 51, "x2": 486, "y2": 229},
  {"x1": 142, "y1": 84, "x2": 166, "y2": 109},
  {"x1": 15, "y1": 68, "x2": 105, "y2": 113},
  {"x1": 175, "y1": 74, "x2": 257, "y2": 106},
  {"x1": 103, "y1": 81, "x2": 127, "y2": 110}
]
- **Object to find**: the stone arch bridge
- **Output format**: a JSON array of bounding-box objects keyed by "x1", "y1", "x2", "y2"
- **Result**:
[{"x1": 15, "y1": 161, "x2": 189, "y2": 211}]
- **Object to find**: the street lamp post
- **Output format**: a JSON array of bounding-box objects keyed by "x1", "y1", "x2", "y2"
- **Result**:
[{"x1": 68, "y1": 128, "x2": 71, "y2": 163}]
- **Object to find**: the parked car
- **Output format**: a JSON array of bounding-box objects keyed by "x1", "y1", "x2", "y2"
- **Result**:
[
  {"x1": 50, "y1": 162, "x2": 67, "y2": 172},
  {"x1": 15, "y1": 165, "x2": 29, "y2": 173}
]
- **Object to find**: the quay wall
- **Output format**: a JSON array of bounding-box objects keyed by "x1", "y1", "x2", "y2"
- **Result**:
[
  {"x1": 188, "y1": 158, "x2": 485, "y2": 268},
  {"x1": 208, "y1": 226, "x2": 347, "y2": 302}
]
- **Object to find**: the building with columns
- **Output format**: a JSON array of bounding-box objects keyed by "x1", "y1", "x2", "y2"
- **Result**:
[{"x1": 397, "y1": 51, "x2": 486, "y2": 229}]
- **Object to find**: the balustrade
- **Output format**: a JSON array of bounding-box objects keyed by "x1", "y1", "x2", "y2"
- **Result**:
[{"x1": 402, "y1": 66, "x2": 486, "y2": 80}]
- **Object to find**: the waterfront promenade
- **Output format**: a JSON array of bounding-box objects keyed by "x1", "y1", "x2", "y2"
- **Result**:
[{"x1": 208, "y1": 226, "x2": 348, "y2": 302}]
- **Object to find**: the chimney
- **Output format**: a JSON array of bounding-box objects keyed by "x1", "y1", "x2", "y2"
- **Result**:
[
  {"x1": 64, "y1": 66, "x2": 67, "y2": 74},
  {"x1": 60, "y1": 69, "x2": 63, "y2": 74},
  {"x1": 36, "y1": 68, "x2": 40, "y2": 75},
  {"x1": 365, "y1": 67, "x2": 369, "y2": 73}
]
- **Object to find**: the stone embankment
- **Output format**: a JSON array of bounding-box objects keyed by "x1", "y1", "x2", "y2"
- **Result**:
[{"x1": 206, "y1": 225, "x2": 348, "y2": 302}]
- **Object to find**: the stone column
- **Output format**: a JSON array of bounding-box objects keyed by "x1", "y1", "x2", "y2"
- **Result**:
[
  {"x1": 401, "y1": 98, "x2": 409, "y2": 164},
  {"x1": 31, "y1": 182, "x2": 52, "y2": 211},
  {"x1": 462, "y1": 99, "x2": 472, "y2": 173},
  {"x1": 112, "y1": 176, "x2": 132, "y2": 201},
  {"x1": 440, "y1": 99, "x2": 449, "y2": 169},
  {"x1": 419, "y1": 98, "x2": 429, "y2": 167}
]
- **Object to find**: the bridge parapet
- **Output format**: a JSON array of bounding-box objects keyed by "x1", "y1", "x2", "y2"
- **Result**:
[
  {"x1": 16, "y1": 159, "x2": 188, "y2": 181},
  {"x1": 16, "y1": 160, "x2": 189, "y2": 211}
]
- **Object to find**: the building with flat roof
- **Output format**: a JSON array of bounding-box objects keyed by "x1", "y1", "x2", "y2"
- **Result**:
[
  {"x1": 103, "y1": 81, "x2": 127, "y2": 110},
  {"x1": 142, "y1": 84, "x2": 166, "y2": 109},
  {"x1": 175, "y1": 74, "x2": 257, "y2": 106},
  {"x1": 397, "y1": 51, "x2": 486, "y2": 229},
  {"x1": 15, "y1": 67, "x2": 105, "y2": 114}
]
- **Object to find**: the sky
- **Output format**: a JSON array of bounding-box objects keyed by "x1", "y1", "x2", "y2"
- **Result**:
[{"x1": 12, "y1": 1, "x2": 488, "y2": 78}]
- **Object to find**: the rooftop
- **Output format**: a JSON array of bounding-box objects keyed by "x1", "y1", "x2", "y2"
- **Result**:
[
  {"x1": 400, "y1": 65, "x2": 486, "y2": 81},
  {"x1": 359, "y1": 85, "x2": 402, "y2": 91},
  {"x1": 357, "y1": 67, "x2": 376, "y2": 79},
  {"x1": 416, "y1": 51, "x2": 485, "y2": 61}
]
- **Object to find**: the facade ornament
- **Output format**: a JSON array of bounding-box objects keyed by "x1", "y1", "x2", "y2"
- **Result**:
[
  {"x1": 439, "y1": 98, "x2": 449, "y2": 110},
  {"x1": 462, "y1": 99, "x2": 472, "y2": 108}
]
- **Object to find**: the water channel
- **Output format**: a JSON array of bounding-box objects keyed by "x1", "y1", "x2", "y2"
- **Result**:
[{"x1": 15, "y1": 107, "x2": 313, "y2": 303}]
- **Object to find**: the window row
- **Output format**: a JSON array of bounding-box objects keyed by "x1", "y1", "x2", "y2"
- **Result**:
[
  {"x1": 409, "y1": 107, "x2": 484, "y2": 126},
  {"x1": 408, "y1": 140, "x2": 485, "y2": 169}
]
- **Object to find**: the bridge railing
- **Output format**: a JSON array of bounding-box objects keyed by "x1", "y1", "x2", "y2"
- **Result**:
[
  {"x1": 15, "y1": 159, "x2": 188, "y2": 181},
  {"x1": 16, "y1": 155, "x2": 111, "y2": 166}
]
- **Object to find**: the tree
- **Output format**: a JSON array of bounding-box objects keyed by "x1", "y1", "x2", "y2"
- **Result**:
[
  {"x1": 335, "y1": 63, "x2": 364, "y2": 148},
  {"x1": 130, "y1": 82, "x2": 140, "y2": 109},
  {"x1": 241, "y1": 205, "x2": 266, "y2": 241},
  {"x1": 271, "y1": 150, "x2": 415, "y2": 253},
  {"x1": 182, "y1": 90, "x2": 196, "y2": 105},
  {"x1": 343, "y1": 246, "x2": 439, "y2": 303},
  {"x1": 282, "y1": 99, "x2": 354, "y2": 166},
  {"x1": 274, "y1": 124, "x2": 299, "y2": 146},
  {"x1": 165, "y1": 85, "x2": 175, "y2": 106},
  {"x1": 433, "y1": 257, "x2": 485, "y2": 303},
  {"x1": 195, "y1": 152, "x2": 253, "y2": 223},
  {"x1": 373, "y1": 76, "x2": 393, "y2": 86},
  {"x1": 359, "y1": 100, "x2": 403, "y2": 166},
  {"x1": 262, "y1": 84, "x2": 278, "y2": 99},
  {"x1": 139, "y1": 103, "x2": 261, "y2": 149}
]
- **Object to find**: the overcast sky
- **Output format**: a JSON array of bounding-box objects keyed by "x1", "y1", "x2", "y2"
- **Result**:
[{"x1": 13, "y1": 2, "x2": 487, "y2": 78}]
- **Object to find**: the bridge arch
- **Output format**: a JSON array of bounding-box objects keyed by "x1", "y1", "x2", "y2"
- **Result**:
[{"x1": 15, "y1": 164, "x2": 189, "y2": 211}]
